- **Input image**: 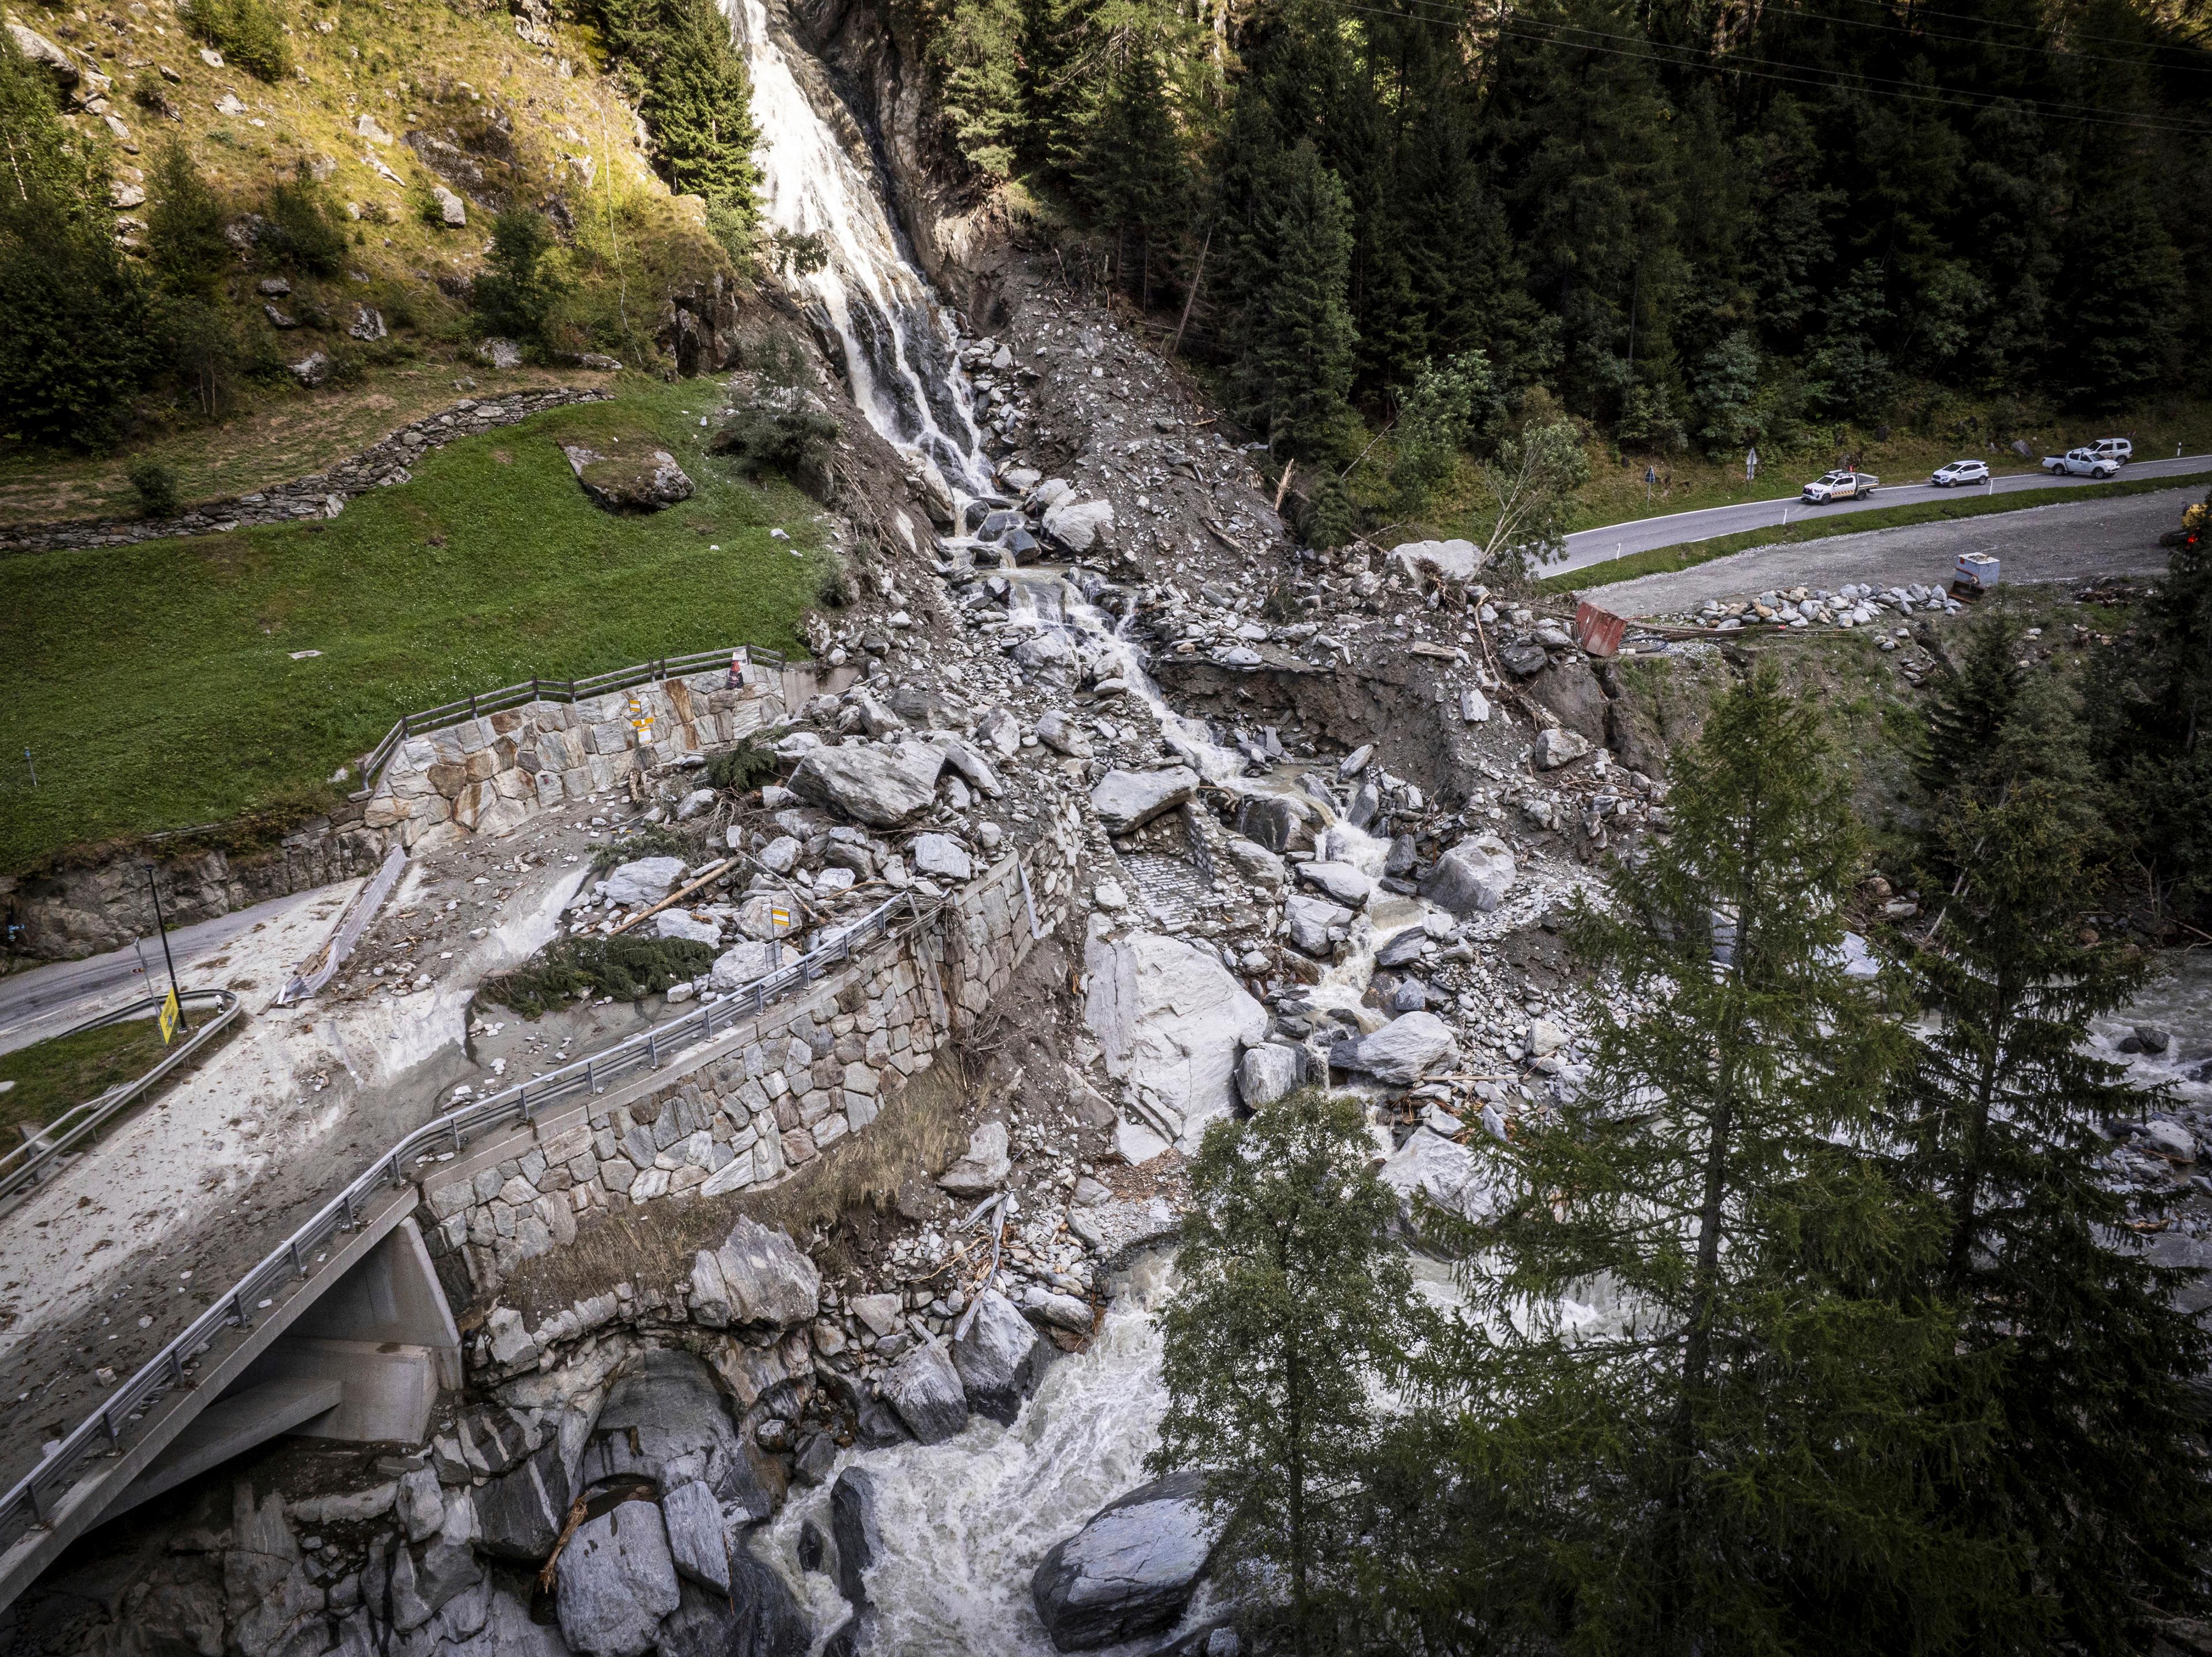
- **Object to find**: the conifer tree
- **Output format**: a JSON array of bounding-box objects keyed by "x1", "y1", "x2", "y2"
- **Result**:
[
  {"x1": 1220, "y1": 137, "x2": 1356, "y2": 464},
  {"x1": 145, "y1": 140, "x2": 231, "y2": 298},
  {"x1": 1897, "y1": 614, "x2": 2212, "y2": 1652},
  {"x1": 1078, "y1": 45, "x2": 1184, "y2": 306},
  {"x1": 1152, "y1": 1088, "x2": 1431, "y2": 1654},
  {"x1": 2092, "y1": 527, "x2": 2212, "y2": 928},
  {"x1": 1381, "y1": 668, "x2": 2007, "y2": 1655}
]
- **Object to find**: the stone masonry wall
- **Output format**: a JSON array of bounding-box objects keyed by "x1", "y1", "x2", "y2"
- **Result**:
[
  {"x1": 408, "y1": 803, "x2": 1081, "y2": 1346},
  {"x1": 361, "y1": 664, "x2": 808, "y2": 847},
  {"x1": 0, "y1": 388, "x2": 609, "y2": 555}
]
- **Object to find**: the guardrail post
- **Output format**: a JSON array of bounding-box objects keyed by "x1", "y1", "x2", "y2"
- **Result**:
[
  {"x1": 234, "y1": 1293, "x2": 253, "y2": 1334},
  {"x1": 646, "y1": 1032, "x2": 658, "y2": 1068},
  {"x1": 289, "y1": 1238, "x2": 305, "y2": 1278},
  {"x1": 585, "y1": 1059, "x2": 596, "y2": 1094}
]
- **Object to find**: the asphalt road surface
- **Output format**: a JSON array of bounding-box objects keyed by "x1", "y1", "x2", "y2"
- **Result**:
[
  {"x1": 0, "y1": 888, "x2": 314, "y2": 1058},
  {"x1": 1556, "y1": 452, "x2": 2212, "y2": 573},
  {"x1": 1580, "y1": 486, "x2": 2190, "y2": 618}
]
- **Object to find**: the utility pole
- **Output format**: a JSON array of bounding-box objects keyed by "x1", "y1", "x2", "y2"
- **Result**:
[{"x1": 143, "y1": 864, "x2": 188, "y2": 1035}]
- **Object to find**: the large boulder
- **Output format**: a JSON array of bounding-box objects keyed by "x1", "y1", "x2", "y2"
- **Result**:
[
  {"x1": 1041, "y1": 496, "x2": 1115, "y2": 555},
  {"x1": 1387, "y1": 538, "x2": 1478, "y2": 585},
  {"x1": 1237, "y1": 1043, "x2": 1302, "y2": 1109},
  {"x1": 1090, "y1": 767, "x2": 1199, "y2": 834},
  {"x1": 1419, "y1": 835, "x2": 1517, "y2": 918},
  {"x1": 1232, "y1": 793, "x2": 1318, "y2": 855},
  {"x1": 1084, "y1": 931, "x2": 1268, "y2": 1143},
  {"x1": 937, "y1": 1121, "x2": 1012, "y2": 1196},
  {"x1": 563, "y1": 444, "x2": 694, "y2": 512},
  {"x1": 1283, "y1": 893, "x2": 1353, "y2": 957},
  {"x1": 1297, "y1": 861, "x2": 1373, "y2": 908},
  {"x1": 709, "y1": 940, "x2": 778, "y2": 993},
  {"x1": 1029, "y1": 1472, "x2": 1217, "y2": 1652},
  {"x1": 689, "y1": 1217, "x2": 821, "y2": 1330},
  {"x1": 1526, "y1": 659, "x2": 1611, "y2": 745},
  {"x1": 1336, "y1": 1012, "x2": 1458, "y2": 1085},
  {"x1": 578, "y1": 1352, "x2": 752, "y2": 1501},
  {"x1": 652, "y1": 1573, "x2": 808, "y2": 1657},
  {"x1": 1380, "y1": 1126, "x2": 1496, "y2": 1223},
  {"x1": 831, "y1": 1468, "x2": 881, "y2": 1609},
  {"x1": 555, "y1": 1500, "x2": 682, "y2": 1657},
  {"x1": 950, "y1": 1289, "x2": 1044, "y2": 1424},
  {"x1": 474, "y1": 1441, "x2": 571, "y2": 1561},
  {"x1": 603, "y1": 856, "x2": 687, "y2": 906},
  {"x1": 880, "y1": 1340, "x2": 969, "y2": 1444},
  {"x1": 789, "y1": 742, "x2": 945, "y2": 828},
  {"x1": 1533, "y1": 727, "x2": 1594, "y2": 770}
]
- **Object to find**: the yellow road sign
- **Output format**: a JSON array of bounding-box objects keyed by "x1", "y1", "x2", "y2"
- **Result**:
[{"x1": 157, "y1": 989, "x2": 181, "y2": 1044}]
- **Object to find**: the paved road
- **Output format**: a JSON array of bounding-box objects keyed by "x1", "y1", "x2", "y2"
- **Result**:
[
  {"x1": 1556, "y1": 452, "x2": 2212, "y2": 573},
  {"x1": 0, "y1": 889, "x2": 316, "y2": 1058},
  {"x1": 1580, "y1": 486, "x2": 2189, "y2": 618}
]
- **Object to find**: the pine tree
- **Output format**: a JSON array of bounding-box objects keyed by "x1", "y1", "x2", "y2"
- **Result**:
[
  {"x1": 927, "y1": 0, "x2": 1029, "y2": 180},
  {"x1": 1220, "y1": 137, "x2": 1357, "y2": 464},
  {"x1": 1077, "y1": 44, "x2": 1185, "y2": 306},
  {"x1": 1382, "y1": 668, "x2": 2008, "y2": 1655},
  {"x1": 1894, "y1": 611, "x2": 2212, "y2": 1653},
  {"x1": 1151, "y1": 1088, "x2": 1432, "y2": 1654}
]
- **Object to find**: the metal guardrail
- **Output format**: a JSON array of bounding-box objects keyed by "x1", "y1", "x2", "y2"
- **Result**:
[
  {"x1": 277, "y1": 846, "x2": 408, "y2": 1007},
  {"x1": 0, "y1": 884, "x2": 940, "y2": 1554},
  {"x1": 0, "y1": 990, "x2": 243, "y2": 1208},
  {"x1": 349, "y1": 645, "x2": 791, "y2": 804}
]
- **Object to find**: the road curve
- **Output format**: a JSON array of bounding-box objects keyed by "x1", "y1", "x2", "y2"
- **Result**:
[{"x1": 1555, "y1": 452, "x2": 2212, "y2": 574}]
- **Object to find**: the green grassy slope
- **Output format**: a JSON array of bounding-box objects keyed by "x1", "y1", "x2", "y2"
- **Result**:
[{"x1": 0, "y1": 377, "x2": 826, "y2": 869}]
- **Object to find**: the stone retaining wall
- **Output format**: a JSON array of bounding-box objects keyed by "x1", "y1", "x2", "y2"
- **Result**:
[
  {"x1": 407, "y1": 804, "x2": 1081, "y2": 1342},
  {"x1": 0, "y1": 388, "x2": 609, "y2": 555},
  {"x1": 360, "y1": 663, "x2": 823, "y2": 846}
]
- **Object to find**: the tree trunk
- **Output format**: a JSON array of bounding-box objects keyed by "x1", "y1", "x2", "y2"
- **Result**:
[{"x1": 1945, "y1": 974, "x2": 2012, "y2": 1288}]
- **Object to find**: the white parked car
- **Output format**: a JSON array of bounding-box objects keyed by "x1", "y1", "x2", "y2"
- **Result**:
[
  {"x1": 2090, "y1": 437, "x2": 2133, "y2": 463},
  {"x1": 1802, "y1": 469, "x2": 1878, "y2": 503},
  {"x1": 1930, "y1": 460, "x2": 1990, "y2": 487},
  {"x1": 2043, "y1": 447, "x2": 2121, "y2": 479}
]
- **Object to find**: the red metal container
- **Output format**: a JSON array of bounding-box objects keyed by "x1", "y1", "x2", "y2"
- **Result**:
[{"x1": 1573, "y1": 601, "x2": 1627, "y2": 659}]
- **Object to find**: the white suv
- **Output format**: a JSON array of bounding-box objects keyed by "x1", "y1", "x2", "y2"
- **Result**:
[
  {"x1": 2090, "y1": 438, "x2": 2133, "y2": 464},
  {"x1": 1931, "y1": 460, "x2": 1990, "y2": 487}
]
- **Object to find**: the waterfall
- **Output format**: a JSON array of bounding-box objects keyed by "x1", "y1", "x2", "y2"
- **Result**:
[{"x1": 728, "y1": 0, "x2": 989, "y2": 497}]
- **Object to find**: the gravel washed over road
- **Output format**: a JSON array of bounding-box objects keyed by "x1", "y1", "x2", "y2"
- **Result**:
[{"x1": 1574, "y1": 486, "x2": 2191, "y2": 618}]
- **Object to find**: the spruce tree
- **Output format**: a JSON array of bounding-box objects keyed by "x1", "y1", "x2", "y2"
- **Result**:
[
  {"x1": 1151, "y1": 1088, "x2": 1431, "y2": 1654},
  {"x1": 1078, "y1": 45, "x2": 1185, "y2": 306},
  {"x1": 145, "y1": 140, "x2": 231, "y2": 298},
  {"x1": 1897, "y1": 614, "x2": 2212, "y2": 1653},
  {"x1": 1220, "y1": 138, "x2": 1356, "y2": 465},
  {"x1": 1382, "y1": 668, "x2": 2007, "y2": 1655}
]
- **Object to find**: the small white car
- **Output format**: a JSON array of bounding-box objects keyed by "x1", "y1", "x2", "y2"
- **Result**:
[
  {"x1": 2090, "y1": 437, "x2": 2133, "y2": 463},
  {"x1": 1802, "y1": 470, "x2": 1878, "y2": 503},
  {"x1": 2043, "y1": 447, "x2": 2120, "y2": 479},
  {"x1": 1930, "y1": 460, "x2": 1990, "y2": 487}
]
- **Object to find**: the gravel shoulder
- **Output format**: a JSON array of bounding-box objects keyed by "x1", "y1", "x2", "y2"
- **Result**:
[{"x1": 1580, "y1": 487, "x2": 2190, "y2": 616}]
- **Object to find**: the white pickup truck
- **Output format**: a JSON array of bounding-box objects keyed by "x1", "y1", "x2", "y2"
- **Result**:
[
  {"x1": 1801, "y1": 469, "x2": 1878, "y2": 503},
  {"x1": 2042, "y1": 447, "x2": 2122, "y2": 479}
]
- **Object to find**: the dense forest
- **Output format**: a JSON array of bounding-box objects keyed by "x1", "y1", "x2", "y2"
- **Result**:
[{"x1": 900, "y1": 0, "x2": 2212, "y2": 498}]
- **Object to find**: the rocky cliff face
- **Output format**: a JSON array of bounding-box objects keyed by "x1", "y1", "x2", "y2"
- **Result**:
[{"x1": 765, "y1": 0, "x2": 1005, "y2": 313}]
